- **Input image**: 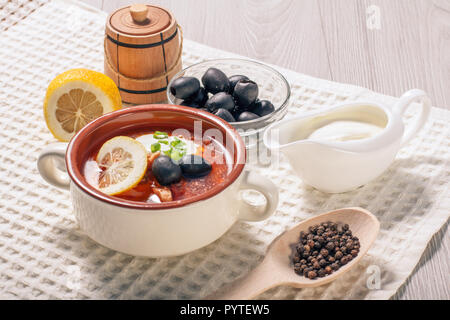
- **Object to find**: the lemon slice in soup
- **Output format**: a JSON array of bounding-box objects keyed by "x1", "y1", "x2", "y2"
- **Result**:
[{"x1": 96, "y1": 136, "x2": 147, "y2": 196}]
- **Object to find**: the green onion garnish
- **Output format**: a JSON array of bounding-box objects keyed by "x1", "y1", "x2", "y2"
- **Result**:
[
  {"x1": 163, "y1": 149, "x2": 172, "y2": 157},
  {"x1": 151, "y1": 143, "x2": 161, "y2": 153},
  {"x1": 170, "y1": 149, "x2": 184, "y2": 161},
  {"x1": 153, "y1": 131, "x2": 168, "y2": 139},
  {"x1": 171, "y1": 139, "x2": 181, "y2": 147}
]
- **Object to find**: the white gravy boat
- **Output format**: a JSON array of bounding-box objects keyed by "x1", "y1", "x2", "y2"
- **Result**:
[{"x1": 263, "y1": 89, "x2": 431, "y2": 193}]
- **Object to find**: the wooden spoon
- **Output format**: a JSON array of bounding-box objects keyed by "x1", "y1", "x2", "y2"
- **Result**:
[{"x1": 207, "y1": 207, "x2": 380, "y2": 300}]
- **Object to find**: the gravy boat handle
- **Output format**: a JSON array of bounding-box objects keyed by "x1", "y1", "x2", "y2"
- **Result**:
[
  {"x1": 394, "y1": 89, "x2": 431, "y2": 147},
  {"x1": 37, "y1": 143, "x2": 70, "y2": 190}
]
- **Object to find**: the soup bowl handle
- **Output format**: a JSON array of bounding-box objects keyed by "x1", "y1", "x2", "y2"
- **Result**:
[
  {"x1": 37, "y1": 143, "x2": 70, "y2": 190},
  {"x1": 237, "y1": 170, "x2": 279, "y2": 222}
]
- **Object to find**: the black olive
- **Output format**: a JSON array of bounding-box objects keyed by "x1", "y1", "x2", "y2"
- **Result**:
[
  {"x1": 233, "y1": 79, "x2": 259, "y2": 106},
  {"x1": 246, "y1": 98, "x2": 261, "y2": 112},
  {"x1": 233, "y1": 101, "x2": 249, "y2": 112},
  {"x1": 189, "y1": 87, "x2": 209, "y2": 106},
  {"x1": 180, "y1": 155, "x2": 212, "y2": 178},
  {"x1": 152, "y1": 155, "x2": 182, "y2": 186},
  {"x1": 231, "y1": 109, "x2": 242, "y2": 120},
  {"x1": 228, "y1": 75, "x2": 249, "y2": 94},
  {"x1": 170, "y1": 77, "x2": 201, "y2": 99},
  {"x1": 180, "y1": 87, "x2": 209, "y2": 108},
  {"x1": 201, "y1": 68, "x2": 230, "y2": 94},
  {"x1": 180, "y1": 100, "x2": 202, "y2": 109},
  {"x1": 251, "y1": 100, "x2": 275, "y2": 117},
  {"x1": 214, "y1": 108, "x2": 236, "y2": 122},
  {"x1": 237, "y1": 111, "x2": 259, "y2": 122},
  {"x1": 206, "y1": 92, "x2": 235, "y2": 113},
  {"x1": 231, "y1": 105, "x2": 247, "y2": 120}
]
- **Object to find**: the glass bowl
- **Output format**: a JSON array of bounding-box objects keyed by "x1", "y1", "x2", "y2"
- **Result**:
[{"x1": 167, "y1": 58, "x2": 291, "y2": 150}]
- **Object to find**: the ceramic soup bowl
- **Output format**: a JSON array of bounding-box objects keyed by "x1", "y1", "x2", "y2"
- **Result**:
[{"x1": 37, "y1": 105, "x2": 278, "y2": 257}]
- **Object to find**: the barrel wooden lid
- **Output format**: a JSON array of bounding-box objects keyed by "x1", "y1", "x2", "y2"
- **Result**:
[{"x1": 109, "y1": 4, "x2": 172, "y2": 36}]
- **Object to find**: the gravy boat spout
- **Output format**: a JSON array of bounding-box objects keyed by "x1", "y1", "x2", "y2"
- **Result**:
[{"x1": 263, "y1": 89, "x2": 431, "y2": 193}]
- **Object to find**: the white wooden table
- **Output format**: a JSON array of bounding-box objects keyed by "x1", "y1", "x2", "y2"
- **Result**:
[{"x1": 81, "y1": 0, "x2": 450, "y2": 300}]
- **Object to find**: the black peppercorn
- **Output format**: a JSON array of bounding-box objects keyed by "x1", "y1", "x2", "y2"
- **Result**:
[
  {"x1": 292, "y1": 222, "x2": 359, "y2": 280},
  {"x1": 319, "y1": 259, "x2": 327, "y2": 267},
  {"x1": 325, "y1": 242, "x2": 335, "y2": 251},
  {"x1": 325, "y1": 266, "x2": 333, "y2": 274},
  {"x1": 320, "y1": 248, "x2": 329, "y2": 257}
]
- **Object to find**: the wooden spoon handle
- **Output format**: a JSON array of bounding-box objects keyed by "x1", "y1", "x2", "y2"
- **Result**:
[{"x1": 206, "y1": 260, "x2": 280, "y2": 300}]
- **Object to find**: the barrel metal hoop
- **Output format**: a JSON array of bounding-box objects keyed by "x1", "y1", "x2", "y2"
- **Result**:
[
  {"x1": 107, "y1": 28, "x2": 178, "y2": 49},
  {"x1": 118, "y1": 86, "x2": 167, "y2": 94}
]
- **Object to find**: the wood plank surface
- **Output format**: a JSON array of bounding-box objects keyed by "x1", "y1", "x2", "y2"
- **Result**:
[{"x1": 80, "y1": 0, "x2": 450, "y2": 300}]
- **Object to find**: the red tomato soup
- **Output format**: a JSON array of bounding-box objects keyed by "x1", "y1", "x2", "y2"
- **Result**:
[{"x1": 83, "y1": 128, "x2": 231, "y2": 203}]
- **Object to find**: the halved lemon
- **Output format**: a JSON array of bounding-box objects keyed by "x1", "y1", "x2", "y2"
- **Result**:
[
  {"x1": 44, "y1": 68, "x2": 122, "y2": 142},
  {"x1": 96, "y1": 136, "x2": 148, "y2": 196}
]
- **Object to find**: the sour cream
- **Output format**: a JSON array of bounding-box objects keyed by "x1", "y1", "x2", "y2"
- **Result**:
[
  {"x1": 307, "y1": 121, "x2": 384, "y2": 142},
  {"x1": 136, "y1": 134, "x2": 200, "y2": 155}
]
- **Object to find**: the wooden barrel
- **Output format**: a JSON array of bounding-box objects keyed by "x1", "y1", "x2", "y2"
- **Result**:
[{"x1": 104, "y1": 4, "x2": 183, "y2": 104}]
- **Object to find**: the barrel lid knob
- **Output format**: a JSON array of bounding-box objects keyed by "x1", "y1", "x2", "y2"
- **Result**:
[
  {"x1": 130, "y1": 4, "x2": 149, "y2": 23},
  {"x1": 108, "y1": 4, "x2": 172, "y2": 36}
]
